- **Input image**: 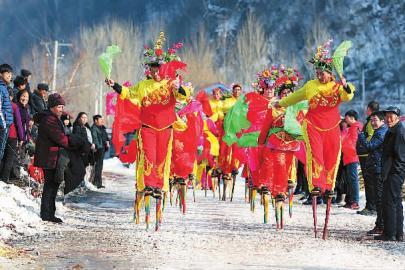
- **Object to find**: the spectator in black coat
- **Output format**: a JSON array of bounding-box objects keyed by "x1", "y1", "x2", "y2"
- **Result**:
[
  {"x1": 357, "y1": 112, "x2": 388, "y2": 234},
  {"x1": 30, "y1": 83, "x2": 49, "y2": 116},
  {"x1": 374, "y1": 107, "x2": 405, "y2": 241},
  {"x1": 91, "y1": 114, "x2": 110, "y2": 188},
  {"x1": 72, "y1": 112, "x2": 95, "y2": 167},
  {"x1": 20, "y1": 69, "x2": 32, "y2": 93},
  {"x1": 357, "y1": 101, "x2": 380, "y2": 215},
  {"x1": 12, "y1": 75, "x2": 27, "y2": 101}
]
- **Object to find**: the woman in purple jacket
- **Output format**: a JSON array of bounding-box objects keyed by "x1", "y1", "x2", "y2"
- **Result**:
[{"x1": 15, "y1": 89, "x2": 31, "y2": 144}]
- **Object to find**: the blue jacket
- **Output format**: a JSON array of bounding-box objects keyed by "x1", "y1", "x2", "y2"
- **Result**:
[
  {"x1": 358, "y1": 124, "x2": 388, "y2": 174},
  {"x1": 0, "y1": 80, "x2": 13, "y2": 129}
]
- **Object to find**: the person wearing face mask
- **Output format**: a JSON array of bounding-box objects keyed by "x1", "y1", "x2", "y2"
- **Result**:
[
  {"x1": 257, "y1": 66, "x2": 303, "y2": 226},
  {"x1": 278, "y1": 40, "x2": 355, "y2": 239}
]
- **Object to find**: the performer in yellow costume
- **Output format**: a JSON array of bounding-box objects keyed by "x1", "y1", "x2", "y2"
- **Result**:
[{"x1": 278, "y1": 39, "x2": 354, "y2": 239}]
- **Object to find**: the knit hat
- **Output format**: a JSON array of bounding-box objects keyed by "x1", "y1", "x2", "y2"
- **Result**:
[
  {"x1": 48, "y1": 93, "x2": 65, "y2": 108},
  {"x1": 13, "y1": 75, "x2": 26, "y2": 87},
  {"x1": 20, "y1": 69, "x2": 32, "y2": 77},
  {"x1": 37, "y1": 83, "x2": 49, "y2": 92}
]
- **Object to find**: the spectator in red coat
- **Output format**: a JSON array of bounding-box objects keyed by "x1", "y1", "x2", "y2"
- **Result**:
[
  {"x1": 342, "y1": 110, "x2": 363, "y2": 210},
  {"x1": 34, "y1": 93, "x2": 69, "y2": 223}
]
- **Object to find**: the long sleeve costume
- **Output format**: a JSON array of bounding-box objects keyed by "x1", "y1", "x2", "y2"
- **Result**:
[
  {"x1": 116, "y1": 78, "x2": 188, "y2": 193},
  {"x1": 279, "y1": 79, "x2": 354, "y2": 193},
  {"x1": 171, "y1": 99, "x2": 204, "y2": 179},
  {"x1": 258, "y1": 106, "x2": 302, "y2": 197}
]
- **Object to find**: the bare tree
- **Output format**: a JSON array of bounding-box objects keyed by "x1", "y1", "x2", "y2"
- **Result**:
[
  {"x1": 20, "y1": 44, "x2": 52, "y2": 88},
  {"x1": 59, "y1": 21, "x2": 144, "y2": 122},
  {"x1": 180, "y1": 25, "x2": 224, "y2": 89},
  {"x1": 231, "y1": 12, "x2": 269, "y2": 87},
  {"x1": 304, "y1": 19, "x2": 331, "y2": 76}
]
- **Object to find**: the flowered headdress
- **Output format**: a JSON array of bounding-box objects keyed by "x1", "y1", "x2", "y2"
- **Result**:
[
  {"x1": 309, "y1": 39, "x2": 333, "y2": 73},
  {"x1": 252, "y1": 67, "x2": 278, "y2": 91},
  {"x1": 143, "y1": 31, "x2": 185, "y2": 78},
  {"x1": 273, "y1": 65, "x2": 302, "y2": 94}
]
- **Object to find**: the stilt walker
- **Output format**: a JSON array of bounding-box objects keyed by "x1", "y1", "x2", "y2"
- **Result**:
[
  {"x1": 223, "y1": 69, "x2": 276, "y2": 213},
  {"x1": 258, "y1": 65, "x2": 306, "y2": 226},
  {"x1": 170, "y1": 86, "x2": 204, "y2": 213},
  {"x1": 278, "y1": 39, "x2": 354, "y2": 239},
  {"x1": 105, "y1": 32, "x2": 189, "y2": 231}
]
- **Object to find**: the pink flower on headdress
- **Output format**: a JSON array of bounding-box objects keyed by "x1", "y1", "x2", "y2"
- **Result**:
[
  {"x1": 168, "y1": 48, "x2": 176, "y2": 55},
  {"x1": 123, "y1": 81, "x2": 132, "y2": 87},
  {"x1": 174, "y1": 42, "x2": 183, "y2": 49},
  {"x1": 259, "y1": 80, "x2": 267, "y2": 89},
  {"x1": 144, "y1": 45, "x2": 150, "y2": 49}
]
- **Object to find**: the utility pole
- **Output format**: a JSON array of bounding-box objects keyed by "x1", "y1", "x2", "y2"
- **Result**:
[
  {"x1": 41, "y1": 40, "x2": 72, "y2": 91},
  {"x1": 361, "y1": 66, "x2": 365, "y2": 111}
]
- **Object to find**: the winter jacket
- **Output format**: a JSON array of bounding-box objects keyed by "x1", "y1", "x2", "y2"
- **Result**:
[
  {"x1": 30, "y1": 90, "x2": 47, "y2": 116},
  {"x1": 34, "y1": 110, "x2": 70, "y2": 169},
  {"x1": 33, "y1": 110, "x2": 90, "y2": 192},
  {"x1": 0, "y1": 80, "x2": 13, "y2": 129},
  {"x1": 73, "y1": 123, "x2": 93, "y2": 165},
  {"x1": 13, "y1": 87, "x2": 33, "y2": 107},
  {"x1": 16, "y1": 102, "x2": 31, "y2": 143},
  {"x1": 356, "y1": 116, "x2": 374, "y2": 156},
  {"x1": 91, "y1": 124, "x2": 109, "y2": 150},
  {"x1": 8, "y1": 103, "x2": 19, "y2": 139},
  {"x1": 358, "y1": 124, "x2": 388, "y2": 174},
  {"x1": 381, "y1": 121, "x2": 405, "y2": 182},
  {"x1": 342, "y1": 121, "x2": 363, "y2": 165}
]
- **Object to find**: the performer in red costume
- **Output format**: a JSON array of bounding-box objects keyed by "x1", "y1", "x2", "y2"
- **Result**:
[
  {"x1": 170, "y1": 83, "x2": 204, "y2": 212},
  {"x1": 258, "y1": 65, "x2": 304, "y2": 226},
  {"x1": 278, "y1": 39, "x2": 355, "y2": 239},
  {"x1": 106, "y1": 32, "x2": 188, "y2": 230}
]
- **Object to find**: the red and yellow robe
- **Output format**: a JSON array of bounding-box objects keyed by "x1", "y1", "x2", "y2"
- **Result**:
[
  {"x1": 171, "y1": 100, "x2": 204, "y2": 179},
  {"x1": 119, "y1": 79, "x2": 188, "y2": 192},
  {"x1": 258, "y1": 107, "x2": 301, "y2": 197},
  {"x1": 279, "y1": 79, "x2": 354, "y2": 193}
]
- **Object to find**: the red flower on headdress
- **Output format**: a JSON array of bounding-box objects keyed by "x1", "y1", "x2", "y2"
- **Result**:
[
  {"x1": 276, "y1": 76, "x2": 288, "y2": 86},
  {"x1": 155, "y1": 49, "x2": 163, "y2": 56}
]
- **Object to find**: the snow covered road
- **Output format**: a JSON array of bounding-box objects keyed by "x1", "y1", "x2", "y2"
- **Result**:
[{"x1": 5, "y1": 168, "x2": 405, "y2": 269}]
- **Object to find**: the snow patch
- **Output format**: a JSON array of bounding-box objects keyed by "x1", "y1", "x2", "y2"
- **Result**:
[
  {"x1": 103, "y1": 157, "x2": 136, "y2": 177},
  {"x1": 0, "y1": 182, "x2": 43, "y2": 240}
]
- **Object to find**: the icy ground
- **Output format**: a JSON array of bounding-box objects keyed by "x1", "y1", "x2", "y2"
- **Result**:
[{"x1": 2, "y1": 159, "x2": 405, "y2": 269}]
